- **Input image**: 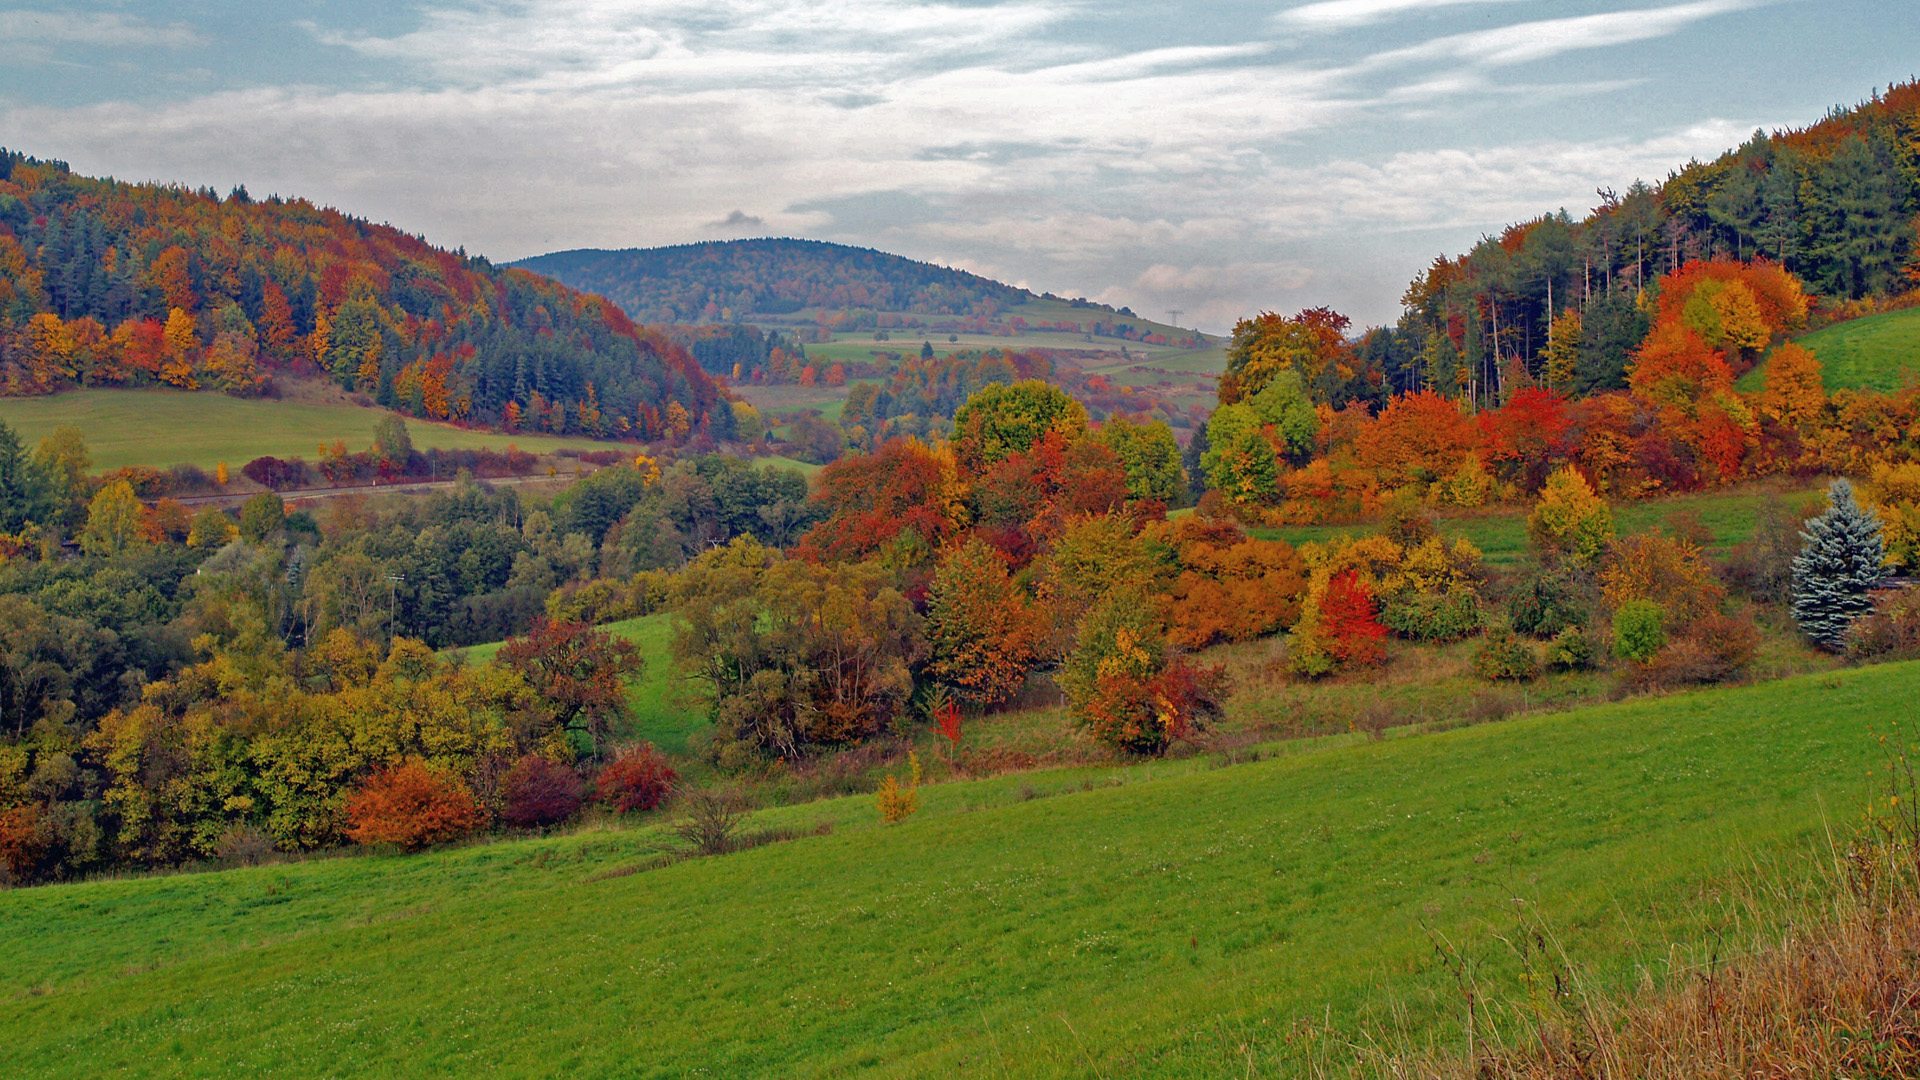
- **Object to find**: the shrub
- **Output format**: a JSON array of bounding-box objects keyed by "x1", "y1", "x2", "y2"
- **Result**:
[
  {"x1": 343, "y1": 761, "x2": 486, "y2": 851},
  {"x1": 1527, "y1": 465, "x2": 1614, "y2": 563},
  {"x1": 1725, "y1": 496, "x2": 1818, "y2": 604},
  {"x1": 1792, "y1": 478, "x2": 1888, "y2": 651},
  {"x1": 500, "y1": 754, "x2": 585, "y2": 828},
  {"x1": 1473, "y1": 627, "x2": 1541, "y2": 681},
  {"x1": 1381, "y1": 586, "x2": 1482, "y2": 643},
  {"x1": 1602, "y1": 532, "x2": 1726, "y2": 627},
  {"x1": 0, "y1": 803, "x2": 50, "y2": 884},
  {"x1": 875, "y1": 753, "x2": 922, "y2": 824},
  {"x1": 595, "y1": 744, "x2": 678, "y2": 813},
  {"x1": 1290, "y1": 569, "x2": 1389, "y2": 676},
  {"x1": 1507, "y1": 568, "x2": 1592, "y2": 638},
  {"x1": 1846, "y1": 587, "x2": 1920, "y2": 661},
  {"x1": 1611, "y1": 600, "x2": 1669, "y2": 663},
  {"x1": 669, "y1": 787, "x2": 751, "y2": 856},
  {"x1": 1545, "y1": 626, "x2": 1596, "y2": 671}
]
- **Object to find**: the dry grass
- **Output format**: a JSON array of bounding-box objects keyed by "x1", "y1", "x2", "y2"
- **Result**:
[{"x1": 1355, "y1": 762, "x2": 1920, "y2": 1080}]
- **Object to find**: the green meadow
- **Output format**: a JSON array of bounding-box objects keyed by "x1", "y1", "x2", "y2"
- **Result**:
[
  {"x1": 1741, "y1": 305, "x2": 1920, "y2": 394},
  {"x1": 2, "y1": 661, "x2": 1907, "y2": 1078},
  {"x1": 0, "y1": 389, "x2": 612, "y2": 473}
]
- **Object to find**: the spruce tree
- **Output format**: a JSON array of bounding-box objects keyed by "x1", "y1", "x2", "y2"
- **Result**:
[{"x1": 1790, "y1": 478, "x2": 1886, "y2": 650}]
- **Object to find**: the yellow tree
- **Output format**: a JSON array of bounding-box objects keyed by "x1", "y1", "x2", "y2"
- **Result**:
[
  {"x1": 160, "y1": 307, "x2": 200, "y2": 388},
  {"x1": 1526, "y1": 465, "x2": 1614, "y2": 564},
  {"x1": 1541, "y1": 309, "x2": 1581, "y2": 390},
  {"x1": 1757, "y1": 342, "x2": 1827, "y2": 437},
  {"x1": 80, "y1": 480, "x2": 148, "y2": 556}
]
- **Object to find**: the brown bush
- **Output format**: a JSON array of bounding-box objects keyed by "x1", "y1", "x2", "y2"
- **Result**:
[
  {"x1": 1624, "y1": 612, "x2": 1761, "y2": 691},
  {"x1": 500, "y1": 754, "x2": 585, "y2": 828},
  {"x1": 343, "y1": 761, "x2": 486, "y2": 851},
  {"x1": 1847, "y1": 587, "x2": 1920, "y2": 661}
]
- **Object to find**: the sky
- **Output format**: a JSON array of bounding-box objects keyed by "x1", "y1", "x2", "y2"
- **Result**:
[{"x1": 1, "y1": 1, "x2": 1916, "y2": 331}]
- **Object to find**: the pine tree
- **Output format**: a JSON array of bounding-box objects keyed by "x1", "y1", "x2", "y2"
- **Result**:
[{"x1": 1790, "y1": 479, "x2": 1886, "y2": 650}]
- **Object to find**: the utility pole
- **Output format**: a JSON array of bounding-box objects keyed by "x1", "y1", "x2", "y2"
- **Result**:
[{"x1": 1166, "y1": 310, "x2": 1183, "y2": 329}]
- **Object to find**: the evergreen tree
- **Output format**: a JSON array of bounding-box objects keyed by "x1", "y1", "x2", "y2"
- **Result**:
[{"x1": 1790, "y1": 479, "x2": 1886, "y2": 650}]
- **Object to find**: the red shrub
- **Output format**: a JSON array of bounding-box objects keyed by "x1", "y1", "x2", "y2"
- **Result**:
[
  {"x1": 500, "y1": 754, "x2": 585, "y2": 828},
  {"x1": 343, "y1": 761, "x2": 486, "y2": 851},
  {"x1": 1080, "y1": 658, "x2": 1228, "y2": 755},
  {"x1": 1322, "y1": 569, "x2": 1388, "y2": 668},
  {"x1": 595, "y1": 745, "x2": 678, "y2": 813}
]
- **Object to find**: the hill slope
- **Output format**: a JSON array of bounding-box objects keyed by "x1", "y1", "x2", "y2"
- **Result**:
[
  {"x1": 513, "y1": 238, "x2": 1048, "y2": 324},
  {"x1": 1740, "y1": 305, "x2": 1920, "y2": 393},
  {"x1": 0, "y1": 151, "x2": 724, "y2": 439},
  {"x1": 2, "y1": 662, "x2": 1904, "y2": 1078}
]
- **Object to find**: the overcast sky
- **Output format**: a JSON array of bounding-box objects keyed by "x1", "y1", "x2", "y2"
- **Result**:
[{"x1": 2, "y1": 1, "x2": 1915, "y2": 330}]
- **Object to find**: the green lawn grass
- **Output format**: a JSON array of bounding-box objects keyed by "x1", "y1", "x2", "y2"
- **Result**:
[
  {"x1": 460, "y1": 613, "x2": 710, "y2": 754},
  {"x1": 0, "y1": 388, "x2": 614, "y2": 473},
  {"x1": 1738, "y1": 305, "x2": 1920, "y2": 394},
  {"x1": 2, "y1": 661, "x2": 1907, "y2": 1078},
  {"x1": 1254, "y1": 484, "x2": 1819, "y2": 567}
]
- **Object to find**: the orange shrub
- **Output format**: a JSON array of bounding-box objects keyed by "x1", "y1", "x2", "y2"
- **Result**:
[
  {"x1": 343, "y1": 761, "x2": 486, "y2": 851},
  {"x1": 594, "y1": 745, "x2": 678, "y2": 813}
]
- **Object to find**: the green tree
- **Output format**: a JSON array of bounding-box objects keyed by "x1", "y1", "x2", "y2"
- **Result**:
[
  {"x1": 0, "y1": 420, "x2": 52, "y2": 534},
  {"x1": 1791, "y1": 479, "x2": 1886, "y2": 650},
  {"x1": 950, "y1": 380, "x2": 1087, "y2": 474},
  {"x1": 372, "y1": 415, "x2": 413, "y2": 467},
  {"x1": 31, "y1": 426, "x2": 91, "y2": 528},
  {"x1": 1200, "y1": 405, "x2": 1279, "y2": 505},
  {"x1": 237, "y1": 493, "x2": 286, "y2": 543},
  {"x1": 1526, "y1": 466, "x2": 1614, "y2": 564},
  {"x1": 1096, "y1": 417, "x2": 1184, "y2": 504},
  {"x1": 1243, "y1": 367, "x2": 1319, "y2": 462}
]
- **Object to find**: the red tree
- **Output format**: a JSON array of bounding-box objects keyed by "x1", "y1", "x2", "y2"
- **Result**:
[
  {"x1": 500, "y1": 754, "x2": 585, "y2": 827},
  {"x1": 1320, "y1": 570, "x2": 1388, "y2": 667},
  {"x1": 594, "y1": 744, "x2": 678, "y2": 813}
]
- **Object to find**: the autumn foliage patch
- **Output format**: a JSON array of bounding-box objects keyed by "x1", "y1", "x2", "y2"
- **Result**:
[{"x1": 343, "y1": 761, "x2": 486, "y2": 851}]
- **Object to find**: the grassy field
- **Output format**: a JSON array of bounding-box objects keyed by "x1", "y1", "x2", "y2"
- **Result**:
[
  {"x1": 460, "y1": 613, "x2": 710, "y2": 754},
  {"x1": 1, "y1": 660, "x2": 1907, "y2": 1078},
  {"x1": 1739, "y1": 305, "x2": 1920, "y2": 394},
  {"x1": 0, "y1": 389, "x2": 613, "y2": 473},
  {"x1": 1254, "y1": 483, "x2": 1822, "y2": 568}
]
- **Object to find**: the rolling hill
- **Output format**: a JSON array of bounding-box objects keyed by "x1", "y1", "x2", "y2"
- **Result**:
[
  {"x1": 1, "y1": 661, "x2": 1906, "y2": 1077},
  {"x1": 514, "y1": 238, "x2": 1056, "y2": 323}
]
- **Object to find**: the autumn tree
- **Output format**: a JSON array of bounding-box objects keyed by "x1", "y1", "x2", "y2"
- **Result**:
[
  {"x1": 1059, "y1": 591, "x2": 1225, "y2": 754},
  {"x1": 79, "y1": 480, "x2": 147, "y2": 557},
  {"x1": 1200, "y1": 404, "x2": 1279, "y2": 505},
  {"x1": 1526, "y1": 466, "x2": 1614, "y2": 564},
  {"x1": 497, "y1": 618, "x2": 643, "y2": 757},
  {"x1": 925, "y1": 537, "x2": 1041, "y2": 708}
]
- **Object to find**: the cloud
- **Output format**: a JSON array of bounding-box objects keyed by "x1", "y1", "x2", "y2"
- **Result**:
[
  {"x1": 0, "y1": 10, "x2": 200, "y2": 62},
  {"x1": 710, "y1": 209, "x2": 766, "y2": 230},
  {"x1": 1366, "y1": 0, "x2": 1766, "y2": 69},
  {"x1": 1277, "y1": 0, "x2": 1531, "y2": 31}
]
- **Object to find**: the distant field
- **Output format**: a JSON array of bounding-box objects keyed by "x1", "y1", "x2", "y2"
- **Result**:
[
  {"x1": 1256, "y1": 483, "x2": 1821, "y2": 567},
  {"x1": 1740, "y1": 305, "x2": 1920, "y2": 394},
  {"x1": 0, "y1": 389, "x2": 614, "y2": 473},
  {"x1": 461, "y1": 613, "x2": 710, "y2": 754},
  {"x1": 1, "y1": 661, "x2": 1906, "y2": 1078}
]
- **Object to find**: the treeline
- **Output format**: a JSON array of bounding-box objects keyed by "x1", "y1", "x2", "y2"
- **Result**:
[
  {"x1": 514, "y1": 239, "x2": 1035, "y2": 324},
  {"x1": 0, "y1": 151, "x2": 725, "y2": 438}
]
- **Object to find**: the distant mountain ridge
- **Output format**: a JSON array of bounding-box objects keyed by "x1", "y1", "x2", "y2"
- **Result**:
[{"x1": 513, "y1": 238, "x2": 1116, "y2": 324}]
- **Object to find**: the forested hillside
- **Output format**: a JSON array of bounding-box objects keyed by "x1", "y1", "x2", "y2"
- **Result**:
[
  {"x1": 515, "y1": 238, "x2": 1054, "y2": 323},
  {"x1": 1322, "y1": 81, "x2": 1920, "y2": 406},
  {"x1": 0, "y1": 152, "x2": 725, "y2": 440},
  {"x1": 1197, "y1": 82, "x2": 1920, "y2": 530}
]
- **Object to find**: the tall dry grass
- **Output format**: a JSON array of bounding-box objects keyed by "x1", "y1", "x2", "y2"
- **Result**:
[{"x1": 1358, "y1": 759, "x2": 1920, "y2": 1080}]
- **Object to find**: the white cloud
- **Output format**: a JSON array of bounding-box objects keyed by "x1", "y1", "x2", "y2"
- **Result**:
[
  {"x1": 1366, "y1": 0, "x2": 1766, "y2": 69},
  {"x1": 1278, "y1": 0, "x2": 1532, "y2": 31}
]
